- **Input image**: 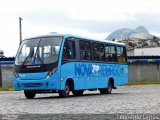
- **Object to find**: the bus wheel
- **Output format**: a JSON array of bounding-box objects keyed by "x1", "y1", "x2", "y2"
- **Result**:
[
  {"x1": 24, "y1": 90, "x2": 36, "y2": 99},
  {"x1": 100, "y1": 80, "x2": 112, "y2": 94},
  {"x1": 72, "y1": 90, "x2": 84, "y2": 96},
  {"x1": 59, "y1": 82, "x2": 70, "y2": 98}
]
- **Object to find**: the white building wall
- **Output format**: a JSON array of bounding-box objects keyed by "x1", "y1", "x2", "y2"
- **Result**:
[{"x1": 134, "y1": 47, "x2": 160, "y2": 56}]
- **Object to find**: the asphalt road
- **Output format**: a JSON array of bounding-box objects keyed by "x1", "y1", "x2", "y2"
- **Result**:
[{"x1": 0, "y1": 85, "x2": 160, "y2": 119}]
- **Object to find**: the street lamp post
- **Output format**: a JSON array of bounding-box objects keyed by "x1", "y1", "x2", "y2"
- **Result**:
[{"x1": 19, "y1": 17, "x2": 22, "y2": 45}]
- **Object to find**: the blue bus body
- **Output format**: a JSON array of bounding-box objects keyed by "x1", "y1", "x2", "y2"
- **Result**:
[
  {"x1": 13, "y1": 62, "x2": 128, "y2": 90},
  {"x1": 13, "y1": 34, "x2": 128, "y2": 98},
  {"x1": 61, "y1": 62, "x2": 128, "y2": 89}
]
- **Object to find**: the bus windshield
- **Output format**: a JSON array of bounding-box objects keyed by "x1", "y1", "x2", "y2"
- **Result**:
[{"x1": 15, "y1": 36, "x2": 62, "y2": 65}]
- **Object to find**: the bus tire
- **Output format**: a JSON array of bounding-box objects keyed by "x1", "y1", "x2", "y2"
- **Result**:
[
  {"x1": 24, "y1": 90, "x2": 36, "y2": 99},
  {"x1": 59, "y1": 82, "x2": 70, "y2": 98},
  {"x1": 100, "y1": 80, "x2": 113, "y2": 94},
  {"x1": 72, "y1": 90, "x2": 84, "y2": 96}
]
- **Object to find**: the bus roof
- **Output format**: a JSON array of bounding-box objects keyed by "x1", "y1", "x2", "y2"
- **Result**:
[
  {"x1": 24, "y1": 33, "x2": 125, "y2": 46},
  {"x1": 64, "y1": 34, "x2": 125, "y2": 46}
]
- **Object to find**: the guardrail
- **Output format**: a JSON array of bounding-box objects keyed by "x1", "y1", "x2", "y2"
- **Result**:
[
  {"x1": 0, "y1": 61, "x2": 14, "y2": 65},
  {"x1": 0, "y1": 57, "x2": 15, "y2": 61},
  {"x1": 0, "y1": 57, "x2": 14, "y2": 65},
  {"x1": 128, "y1": 56, "x2": 160, "y2": 63},
  {"x1": 128, "y1": 59, "x2": 160, "y2": 63}
]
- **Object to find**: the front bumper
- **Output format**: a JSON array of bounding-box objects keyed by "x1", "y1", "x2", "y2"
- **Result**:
[{"x1": 13, "y1": 75, "x2": 60, "y2": 91}]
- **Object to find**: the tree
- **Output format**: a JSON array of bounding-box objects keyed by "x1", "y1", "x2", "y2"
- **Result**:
[{"x1": 153, "y1": 36, "x2": 160, "y2": 46}]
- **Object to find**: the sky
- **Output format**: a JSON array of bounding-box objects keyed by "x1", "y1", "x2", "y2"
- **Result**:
[{"x1": 0, "y1": 0, "x2": 160, "y2": 57}]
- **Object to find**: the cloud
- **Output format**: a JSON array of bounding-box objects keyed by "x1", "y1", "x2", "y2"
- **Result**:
[
  {"x1": 68, "y1": 0, "x2": 160, "y2": 22},
  {"x1": 0, "y1": 0, "x2": 160, "y2": 56},
  {"x1": 0, "y1": 17, "x2": 19, "y2": 56}
]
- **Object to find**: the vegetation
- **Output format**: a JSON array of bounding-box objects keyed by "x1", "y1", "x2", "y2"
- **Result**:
[
  {"x1": 126, "y1": 80, "x2": 160, "y2": 85},
  {"x1": 0, "y1": 87, "x2": 14, "y2": 91}
]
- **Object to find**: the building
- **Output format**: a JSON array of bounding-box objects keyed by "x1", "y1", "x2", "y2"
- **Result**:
[
  {"x1": 115, "y1": 37, "x2": 160, "y2": 56},
  {"x1": 134, "y1": 47, "x2": 160, "y2": 56}
]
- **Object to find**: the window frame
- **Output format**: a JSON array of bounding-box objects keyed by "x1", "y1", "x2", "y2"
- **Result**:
[
  {"x1": 117, "y1": 46, "x2": 127, "y2": 64},
  {"x1": 91, "y1": 42, "x2": 105, "y2": 62},
  {"x1": 79, "y1": 40, "x2": 92, "y2": 61},
  {"x1": 62, "y1": 38, "x2": 77, "y2": 60},
  {"x1": 62, "y1": 36, "x2": 127, "y2": 64},
  {"x1": 105, "y1": 44, "x2": 118, "y2": 63}
]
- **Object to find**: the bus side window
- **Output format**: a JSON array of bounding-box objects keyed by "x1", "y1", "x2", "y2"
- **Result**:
[
  {"x1": 63, "y1": 40, "x2": 76, "y2": 60},
  {"x1": 92, "y1": 42, "x2": 105, "y2": 62},
  {"x1": 105, "y1": 45, "x2": 117, "y2": 63},
  {"x1": 117, "y1": 46, "x2": 127, "y2": 64},
  {"x1": 79, "y1": 40, "x2": 91, "y2": 61}
]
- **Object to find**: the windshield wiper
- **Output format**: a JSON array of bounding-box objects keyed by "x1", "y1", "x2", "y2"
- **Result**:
[
  {"x1": 22, "y1": 49, "x2": 34, "y2": 66},
  {"x1": 33, "y1": 52, "x2": 44, "y2": 65},
  {"x1": 32, "y1": 39, "x2": 44, "y2": 65}
]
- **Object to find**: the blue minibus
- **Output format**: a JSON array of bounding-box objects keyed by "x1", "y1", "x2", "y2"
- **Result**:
[{"x1": 13, "y1": 33, "x2": 128, "y2": 98}]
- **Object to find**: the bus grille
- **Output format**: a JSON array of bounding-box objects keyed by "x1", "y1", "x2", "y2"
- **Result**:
[{"x1": 21, "y1": 83, "x2": 43, "y2": 87}]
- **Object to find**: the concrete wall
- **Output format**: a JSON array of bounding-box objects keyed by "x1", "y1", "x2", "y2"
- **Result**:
[
  {"x1": 0, "y1": 65, "x2": 13, "y2": 88},
  {"x1": 129, "y1": 63, "x2": 160, "y2": 81},
  {"x1": 0, "y1": 63, "x2": 160, "y2": 88}
]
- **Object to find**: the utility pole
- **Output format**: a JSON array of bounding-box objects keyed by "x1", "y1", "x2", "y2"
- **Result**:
[
  {"x1": 0, "y1": 63, "x2": 2, "y2": 87},
  {"x1": 19, "y1": 17, "x2": 22, "y2": 45}
]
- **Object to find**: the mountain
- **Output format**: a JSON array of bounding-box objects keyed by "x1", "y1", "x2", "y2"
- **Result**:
[
  {"x1": 135, "y1": 26, "x2": 149, "y2": 34},
  {"x1": 106, "y1": 26, "x2": 153, "y2": 40}
]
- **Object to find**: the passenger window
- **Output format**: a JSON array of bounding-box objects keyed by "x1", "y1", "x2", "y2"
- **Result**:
[
  {"x1": 79, "y1": 40, "x2": 91, "y2": 61},
  {"x1": 92, "y1": 42, "x2": 105, "y2": 62},
  {"x1": 63, "y1": 39, "x2": 76, "y2": 60},
  {"x1": 105, "y1": 45, "x2": 117, "y2": 62},
  {"x1": 117, "y1": 46, "x2": 127, "y2": 63}
]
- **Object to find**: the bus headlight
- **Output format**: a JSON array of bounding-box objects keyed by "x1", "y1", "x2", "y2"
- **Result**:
[{"x1": 46, "y1": 67, "x2": 58, "y2": 78}]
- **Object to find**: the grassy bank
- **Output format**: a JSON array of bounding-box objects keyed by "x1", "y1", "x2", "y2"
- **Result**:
[
  {"x1": 126, "y1": 80, "x2": 160, "y2": 85},
  {"x1": 0, "y1": 87, "x2": 14, "y2": 91}
]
